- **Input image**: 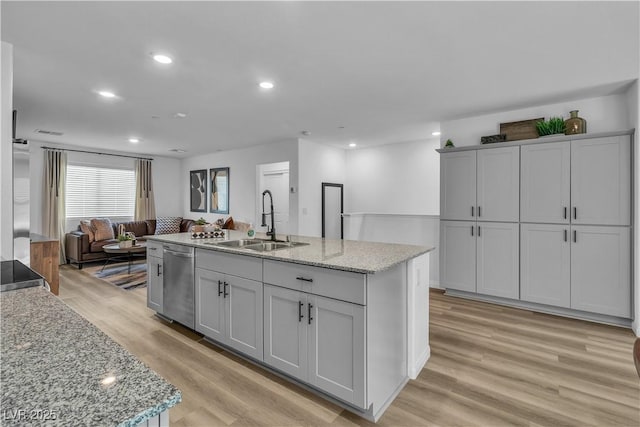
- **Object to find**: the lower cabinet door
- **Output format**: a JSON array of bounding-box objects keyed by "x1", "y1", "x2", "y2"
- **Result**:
[
  {"x1": 263, "y1": 285, "x2": 308, "y2": 381},
  {"x1": 195, "y1": 268, "x2": 226, "y2": 342},
  {"x1": 571, "y1": 226, "x2": 631, "y2": 318},
  {"x1": 226, "y1": 276, "x2": 263, "y2": 360},
  {"x1": 476, "y1": 222, "x2": 519, "y2": 299},
  {"x1": 147, "y1": 256, "x2": 163, "y2": 313},
  {"x1": 440, "y1": 220, "x2": 476, "y2": 292},
  {"x1": 520, "y1": 224, "x2": 570, "y2": 307},
  {"x1": 308, "y1": 295, "x2": 366, "y2": 409}
]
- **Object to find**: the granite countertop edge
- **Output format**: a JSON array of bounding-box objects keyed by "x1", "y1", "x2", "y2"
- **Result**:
[
  {"x1": 117, "y1": 392, "x2": 182, "y2": 427},
  {"x1": 145, "y1": 232, "x2": 434, "y2": 274}
]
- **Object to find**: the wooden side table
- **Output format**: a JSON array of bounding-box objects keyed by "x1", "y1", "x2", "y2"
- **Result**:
[{"x1": 30, "y1": 234, "x2": 60, "y2": 295}]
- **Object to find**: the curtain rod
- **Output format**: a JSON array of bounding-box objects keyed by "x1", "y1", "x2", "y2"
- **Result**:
[{"x1": 41, "y1": 146, "x2": 153, "y2": 161}]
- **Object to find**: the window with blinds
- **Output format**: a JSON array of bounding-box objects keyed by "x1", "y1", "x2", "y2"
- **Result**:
[{"x1": 66, "y1": 165, "x2": 135, "y2": 219}]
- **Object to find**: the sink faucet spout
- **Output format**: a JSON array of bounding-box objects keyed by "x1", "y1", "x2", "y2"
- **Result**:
[{"x1": 261, "y1": 189, "x2": 276, "y2": 241}]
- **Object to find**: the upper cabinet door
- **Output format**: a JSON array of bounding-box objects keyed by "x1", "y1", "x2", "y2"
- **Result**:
[
  {"x1": 521, "y1": 142, "x2": 571, "y2": 224},
  {"x1": 571, "y1": 136, "x2": 631, "y2": 226},
  {"x1": 477, "y1": 146, "x2": 520, "y2": 222},
  {"x1": 440, "y1": 151, "x2": 476, "y2": 220}
]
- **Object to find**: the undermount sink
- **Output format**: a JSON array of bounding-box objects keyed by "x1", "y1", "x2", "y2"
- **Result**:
[
  {"x1": 213, "y1": 239, "x2": 265, "y2": 248},
  {"x1": 245, "y1": 241, "x2": 310, "y2": 252}
]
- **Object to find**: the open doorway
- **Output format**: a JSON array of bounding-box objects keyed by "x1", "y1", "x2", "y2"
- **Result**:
[
  {"x1": 322, "y1": 182, "x2": 343, "y2": 239},
  {"x1": 257, "y1": 162, "x2": 290, "y2": 235}
]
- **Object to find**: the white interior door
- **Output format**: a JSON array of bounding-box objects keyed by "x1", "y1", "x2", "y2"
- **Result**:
[{"x1": 258, "y1": 162, "x2": 290, "y2": 235}]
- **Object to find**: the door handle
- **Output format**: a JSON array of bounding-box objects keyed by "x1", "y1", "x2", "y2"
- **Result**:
[
  {"x1": 564, "y1": 207, "x2": 567, "y2": 219},
  {"x1": 478, "y1": 206, "x2": 481, "y2": 217},
  {"x1": 308, "y1": 303, "x2": 313, "y2": 325},
  {"x1": 218, "y1": 280, "x2": 223, "y2": 296},
  {"x1": 564, "y1": 229, "x2": 567, "y2": 242},
  {"x1": 573, "y1": 230, "x2": 577, "y2": 243},
  {"x1": 471, "y1": 225, "x2": 474, "y2": 236},
  {"x1": 573, "y1": 207, "x2": 577, "y2": 220},
  {"x1": 223, "y1": 281, "x2": 229, "y2": 298},
  {"x1": 298, "y1": 301, "x2": 304, "y2": 322},
  {"x1": 471, "y1": 206, "x2": 475, "y2": 217},
  {"x1": 477, "y1": 225, "x2": 481, "y2": 237},
  {"x1": 157, "y1": 264, "x2": 162, "y2": 276},
  {"x1": 296, "y1": 277, "x2": 313, "y2": 283}
]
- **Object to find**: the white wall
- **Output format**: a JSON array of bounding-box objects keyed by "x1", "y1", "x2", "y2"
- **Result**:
[
  {"x1": 1, "y1": 42, "x2": 13, "y2": 260},
  {"x1": 28, "y1": 140, "x2": 181, "y2": 234},
  {"x1": 627, "y1": 81, "x2": 639, "y2": 337},
  {"x1": 298, "y1": 139, "x2": 347, "y2": 237},
  {"x1": 440, "y1": 93, "x2": 630, "y2": 147},
  {"x1": 181, "y1": 139, "x2": 299, "y2": 234},
  {"x1": 345, "y1": 139, "x2": 440, "y2": 214}
]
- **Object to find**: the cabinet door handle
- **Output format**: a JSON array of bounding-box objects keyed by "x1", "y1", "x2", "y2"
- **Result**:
[
  {"x1": 471, "y1": 206, "x2": 475, "y2": 217},
  {"x1": 157, "y1": 264, "x2": 162, "y2": 276},
  {"x1": 218, "y1": 280, "x2": 223, "y2": 296},
  {"x1": 471, "y1": 225, "x2": 474, "y2": 236},
  {"x1": 296, "y1": 276, "x2": 313, "y2": 283},
  {"x1": 478, "y1": 206, "x2": 481, "y2": 217},
  {"x1": 563, "y1": 207, "x2": 567, "y2": 219},
  {"x1": 223, "y1": 282, "x2": 229, "y2": 298},
  {"x1": 573, "y1": 207, "x2": 577, "y2": 220},
  {"x1": 564, "y1": 229, "x2": 567, "y2": 242},
  {"x1": 573, "y1": 230, "x2": 577, "y2": 243},
  {"x1": 308, "y1": 303, "x2": 313, "y2": 325},
  {"x1": 477, "y1": 226, "x2": 481, "y2": 237},
  {"x1": 298, "y1": 301, "x2": 304, "y2": 322}
]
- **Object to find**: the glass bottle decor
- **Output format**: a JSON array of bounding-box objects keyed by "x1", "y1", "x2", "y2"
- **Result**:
[{"x1": 565, "y1": 110, "x2": 587, "y2": 135}]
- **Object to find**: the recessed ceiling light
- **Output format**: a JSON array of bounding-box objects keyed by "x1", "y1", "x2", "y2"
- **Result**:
[
  {"x1": 432, "y1": 131, "x2": 441, "y2": 136},
  {"x1": 301, "y1": 131, "x2": 311, "y2": 136},
  {"x1": 349, "y1": 143, "x2": 357, "y2": 148},
  {"x1": 128, "y1": 137, "x2": 140, "y2": 143},
  {"x1": 259, "y1": 81, "x2": 274, "y2": 89},
  {"x1": 152, "y1": 54, "x2": 173, "y2": 64},
  {"x1": 174, "y1": 112, "x2": 187, "y2": 118},
  {"x1": 169, "y1": 148, "x2": 187, "y2": 153},
  {"x1": 98, "y1": 90, "x2": 116, "y2": 98}
]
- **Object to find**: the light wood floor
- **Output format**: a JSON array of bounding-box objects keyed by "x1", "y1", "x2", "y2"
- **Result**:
[{"x1": 59, "y1": 265, "x2": 640, "y2": 426}]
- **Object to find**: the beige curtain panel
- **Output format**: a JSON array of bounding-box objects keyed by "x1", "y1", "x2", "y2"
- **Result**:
[
  {"x1": 135, "y1": 159, "x2": 156, "y2": 221},
  {"x1": 43, "y1": 149, "x2": 67, "y2": 264}
]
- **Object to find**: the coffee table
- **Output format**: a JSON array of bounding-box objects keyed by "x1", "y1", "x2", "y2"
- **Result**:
[{"x1": 102, "y1": 243, "x2": 147, "y2": 274}]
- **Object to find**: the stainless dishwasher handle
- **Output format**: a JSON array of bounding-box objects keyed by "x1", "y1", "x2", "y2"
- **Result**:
[{"x1": 163, "y1": 249, "x2": 194, "y2": 258}]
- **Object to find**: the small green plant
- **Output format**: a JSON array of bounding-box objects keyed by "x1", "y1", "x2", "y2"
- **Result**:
[
  {"x1": 117, "y1": 234, "x2": 133, "y2": 242},
  {"x1": 536, "y1": 117, "x2": 565, "y2": 136},
  {"x1": 444, "y1": 139, "x2": 455, "y2": 148},
  {"x1": 195, "y1": 217, "x2": 208, "y2": 226}
]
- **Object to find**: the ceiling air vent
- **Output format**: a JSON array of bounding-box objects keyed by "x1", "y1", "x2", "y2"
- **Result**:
[{"x1": 34, "y1": 129, "x2": 64, "y2": 136}]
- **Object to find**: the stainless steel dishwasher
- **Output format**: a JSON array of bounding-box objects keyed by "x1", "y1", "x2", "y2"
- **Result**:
[{"x1": 162, "y1": 243, "x2": 195, "y2": 329}]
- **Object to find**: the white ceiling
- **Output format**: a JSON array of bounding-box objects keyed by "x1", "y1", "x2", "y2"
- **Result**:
[{"x1": 2, "y1": 1, "x2": 638, "y2": 157}]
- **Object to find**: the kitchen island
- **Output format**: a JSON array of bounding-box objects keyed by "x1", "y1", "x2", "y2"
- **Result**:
[
  {"x1": 147, "y1": 231, "x2": 432, "y2": 422},
  {"x1": 0, "y1": 286, "x2": 181, "y2": 426}
]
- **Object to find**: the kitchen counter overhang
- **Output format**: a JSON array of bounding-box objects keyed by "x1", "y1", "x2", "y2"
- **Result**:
[{"x1": 0, "y1": 286, "x2": 181, "y2": 426}]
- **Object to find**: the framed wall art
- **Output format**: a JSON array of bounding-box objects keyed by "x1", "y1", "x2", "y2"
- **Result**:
[
  {"x1": 190, "y1": 169, "x2": 207, "y2": 212},
  {"x1": 210, "y1": 167, "x2": 229, "y2": 214}
]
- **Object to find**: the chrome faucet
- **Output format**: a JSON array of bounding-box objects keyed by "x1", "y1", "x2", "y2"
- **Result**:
[{"x1": 261, "y1": 189, "x2": 276, "y2": 241}]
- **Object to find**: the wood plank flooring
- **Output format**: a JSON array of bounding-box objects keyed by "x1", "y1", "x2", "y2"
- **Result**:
[{"x1": 58, "y1": 265, "x2": 640, "y2": 426}]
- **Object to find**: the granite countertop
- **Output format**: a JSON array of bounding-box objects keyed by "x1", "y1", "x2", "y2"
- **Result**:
[
  {"x1": 0, "y1": 287, "x2": 181, "y2": 427},
  {"x1": 147, "y1": 231, "x2": 433, "y2": 274}
]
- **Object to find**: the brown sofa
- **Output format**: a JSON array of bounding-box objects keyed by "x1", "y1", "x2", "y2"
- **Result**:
[{"x1": 65, "y1": 219, "x2": 195, "y2": 269}]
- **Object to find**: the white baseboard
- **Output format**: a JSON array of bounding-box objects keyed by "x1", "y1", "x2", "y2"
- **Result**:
[
  {"x1": 408, "y1": 345, "x2": 431, "y2": 379},
  {"x1": 632, "y1": 319, "x2": 639, "y2": 337}
]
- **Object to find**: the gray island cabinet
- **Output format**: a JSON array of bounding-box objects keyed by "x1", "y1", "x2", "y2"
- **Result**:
[{"x1": 146, "y1": 231, "x2": 432, "y2": 422}]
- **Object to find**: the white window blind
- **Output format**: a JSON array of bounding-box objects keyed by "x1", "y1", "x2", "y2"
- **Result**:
[{"x1": 66, "y1": 165, "x2": 135, "y2": 219}]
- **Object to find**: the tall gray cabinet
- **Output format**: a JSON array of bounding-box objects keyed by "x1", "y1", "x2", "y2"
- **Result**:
[{"x1": 439, "y1": 131, "x2": 633, "y2": 323}]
